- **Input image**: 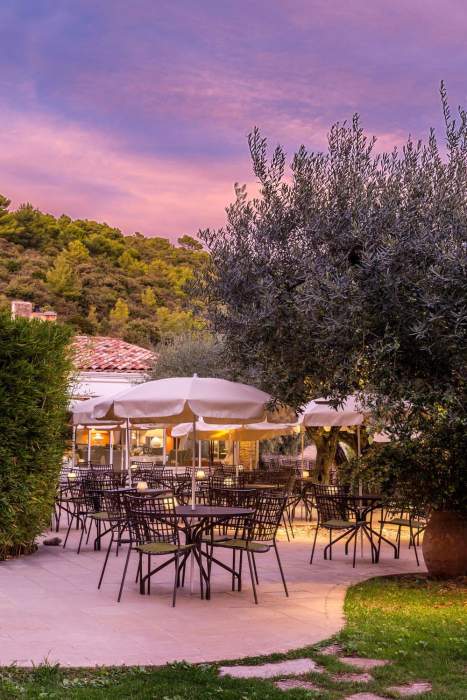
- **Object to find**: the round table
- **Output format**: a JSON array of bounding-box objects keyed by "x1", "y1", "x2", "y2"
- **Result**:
[{"x1": 175, "y1": 505, "x2": 255, "y2": 599}]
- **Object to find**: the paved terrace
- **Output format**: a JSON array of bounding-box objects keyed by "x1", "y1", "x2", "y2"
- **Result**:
[{"x1": 0, "y1": 522, "x2": 424, "y2": 667}]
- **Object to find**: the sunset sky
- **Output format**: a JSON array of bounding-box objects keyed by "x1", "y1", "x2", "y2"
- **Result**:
[{"x1": 1, "y1": 1, "x2": 466, "y2": 240}]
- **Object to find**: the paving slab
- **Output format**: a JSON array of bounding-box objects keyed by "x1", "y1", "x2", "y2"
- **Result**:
[
  {"x1": 344, "y1": 694, "x2": 389, "y2": 700},
  {"x1": 0, "y1": 523, "x2": 424, "y2": 667},
  {"x1": 387, "y1": 682, "x2": 432, "y2": 696},
  {"x1": 319, "y1": 642, "x2": 344, "y2": 655},
  {"x1": 333, "y1": 672, "x2": 373, "y2": 683},
  {"x1": 219, "y1": 657, "x2": 323, "y2": 678},
  {"x1": 275, "y1": 678, "x2": 321, "y2": 691},
  {"x1": 340, "y1": 657, "x2": 391, "y2": 670}
]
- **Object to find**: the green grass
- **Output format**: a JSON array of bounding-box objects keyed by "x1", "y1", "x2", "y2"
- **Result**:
[{"x1": 0, "y1": 575, "x2": 465, "y2": 699}]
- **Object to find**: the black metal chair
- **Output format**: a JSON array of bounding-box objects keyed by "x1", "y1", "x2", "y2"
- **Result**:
[
  {"x1": 117, "y1": 493, "x2": 193, "y2": 605},
  {"x1": 310, "y1": 484, "x2": 363, "y2": 568},
  {"x1": 377, "y1": 499, "x2": 428, "y2": 566},
  {"x1": 209, "y1": 493, "x2": 288, "y2": 604}
]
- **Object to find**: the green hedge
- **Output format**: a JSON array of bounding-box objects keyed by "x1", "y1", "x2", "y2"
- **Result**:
[{"x1": 0, "y1": 313, "x2": 72, "y2": 559}]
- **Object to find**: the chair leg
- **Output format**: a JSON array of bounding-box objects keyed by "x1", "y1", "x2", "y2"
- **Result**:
[
  {"x1": 282, "y1": 513, "x2": 290, "y2": 542},
  {"x1": 410, "y1": 523, "x2": 420, "y2": 566},
  {"x1": 238, "y1": 550, "x2": 243, "y2": 591},
  {"x1": 246, "y1": 550, "x2": 258, "y2": 604},
  {"x1": 135, "y1": 555, "x2": 141, "y2": 583},
  {"x1": 172, "y1": 554, "x2": 179, "y2": 607},
  {"x1": 98, "y1": 532, "x2": 114, "y2": 589},
  {"x1": 252, "y1": 553, "x2": 259, "y2": 584},
  {"x1": 147, "y1": 554, "x2": 151, "y2": 595},
  {"x1": 310, "y1": 524, "x2": 319, "y2": 564},
  {"x1": 352, "y1": 525, "x2": 358, "y2": 568},
  {"x1": 232, "y1": 550, "x2": 236, "y2": 591},
  {"x1": 77, "y1": 516, "x2": 88, "y2": 554},
  {"x1": 274, "y1": 543, "x2": 288, "y2": 597},
  {"x1": 117, "y1": 545, "x2": 133, "y2": 602}
]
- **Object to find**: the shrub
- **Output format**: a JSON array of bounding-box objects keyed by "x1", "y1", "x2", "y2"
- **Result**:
[{"x1": 0, "y1": 313, "x2": 73, "y2": 559}]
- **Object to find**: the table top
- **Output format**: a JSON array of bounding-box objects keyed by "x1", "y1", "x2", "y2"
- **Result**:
[
  {"x1": 176, "y1": 505, "x2": 255, "y2": 518},
  {"x1": 246, "y1": 483, "x2": 281, "y2": 490},
  {"x1": 105, "y1": 487, "x2": 169, "y2": 495}
]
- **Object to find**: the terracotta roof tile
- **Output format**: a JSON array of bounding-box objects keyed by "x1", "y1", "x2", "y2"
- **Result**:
[{"x1": 73, "y1": 335, "x2": 155, "y2": 372}]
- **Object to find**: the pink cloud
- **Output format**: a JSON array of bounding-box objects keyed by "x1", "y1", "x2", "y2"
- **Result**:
[{"x1": 0, "y1": 108, "x2": 257, "y2": 239}]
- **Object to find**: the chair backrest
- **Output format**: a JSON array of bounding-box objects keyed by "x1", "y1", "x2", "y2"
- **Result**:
[
  {"x1": 312, "y1": 483, "x2": 350, "y2": 522},
  {"x1": 250, "y1": 494, "x2": 286, "y2": 543},
  {"x1": 124, "y1": 493, "x2": 179, "y2": 546},
  {"x1": 211, "y1": 487, "x2": 258, "y2": 509}
]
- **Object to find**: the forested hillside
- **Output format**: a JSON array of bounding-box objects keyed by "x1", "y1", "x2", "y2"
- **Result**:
[{"x1": 0, "y1": 195, "x2": 207, "y2": 348}]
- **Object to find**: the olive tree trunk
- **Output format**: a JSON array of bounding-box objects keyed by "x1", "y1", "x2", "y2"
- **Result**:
[{"x1": 307, "y1": 426, "x2": 341, "y2": 483}]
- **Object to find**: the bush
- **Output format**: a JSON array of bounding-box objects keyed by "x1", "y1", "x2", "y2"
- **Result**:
[{"x1": 0, "y1": 314, "x2": 72, "y2": 559}]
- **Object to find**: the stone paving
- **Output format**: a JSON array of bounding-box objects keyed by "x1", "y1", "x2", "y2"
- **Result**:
[{"x1": 0, "y1": 520, "x2": 424, "y2": 667}]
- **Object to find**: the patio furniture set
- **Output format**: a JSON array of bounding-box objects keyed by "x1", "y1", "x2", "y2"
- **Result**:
[{"x1": 54, "y1": 462, "x2": 427, "y2": 606}]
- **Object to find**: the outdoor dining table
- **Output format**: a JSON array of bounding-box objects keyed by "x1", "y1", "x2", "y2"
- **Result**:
[
  {"x1": 175, "y1": 504, "x2": 255, "y2": 600},
  {"x1": 345, "y1": 494, "x2": 398, "y2": 562}
]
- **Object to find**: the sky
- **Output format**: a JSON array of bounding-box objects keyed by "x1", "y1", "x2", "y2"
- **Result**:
[{"x1": 0, "y1": 0, "x2": 466, "y2": 240}]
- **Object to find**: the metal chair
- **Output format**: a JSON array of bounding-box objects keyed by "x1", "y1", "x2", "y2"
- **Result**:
[
  {"x1": 118, "y1": 493, "x2": 193, "y2": 605},
  {"x1": 377, "y1": 499, "x2": 428, "y2": 566},
  {"x1": 210, "y1": 493, "x2": 288, "y2": 604},
  {"x1": 310, "y1": 484, "x2": 363, "y2": 567}
]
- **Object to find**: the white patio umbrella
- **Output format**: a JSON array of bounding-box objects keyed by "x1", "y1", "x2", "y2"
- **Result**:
[
  {"x1": 172, "y1": 420, "x2": 299, "y2": 476},
  {"x1": 88, "y1": 376, "x2": 292, "y2": 508},
  {"x1": 300, "y1": 395, "x2": 369, "y2": 493}
]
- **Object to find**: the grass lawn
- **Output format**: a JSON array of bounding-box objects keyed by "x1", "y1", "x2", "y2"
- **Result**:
[{"x1": 0, "y1": 575, "x2": 465, "y2": 699}]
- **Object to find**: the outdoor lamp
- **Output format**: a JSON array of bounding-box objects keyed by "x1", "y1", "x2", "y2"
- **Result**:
[
  {"x1": 136, "y1": 481, "x2": 148, "y2": 492},
  {"x1": 196, "y1": 469, "x2": 206, "y2": 479}
]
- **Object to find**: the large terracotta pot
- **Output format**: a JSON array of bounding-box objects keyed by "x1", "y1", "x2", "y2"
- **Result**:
[{"x1": 422, "y1": 510, "x2": 467, "y2": 577}]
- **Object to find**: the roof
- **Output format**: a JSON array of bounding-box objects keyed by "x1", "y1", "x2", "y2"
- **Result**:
[{"x1": 73, "y1": 335, "x2": 155, "y2": 373}]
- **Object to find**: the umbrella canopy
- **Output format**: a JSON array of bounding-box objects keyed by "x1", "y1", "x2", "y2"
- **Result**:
[
  {"x1": 172, "y1": 420, "x2": 299, "y2": 442},
  {"x1": 90, "y1": 376, "x2": 290, "y2": 424},
  {"x1": 300, "y1": 396, "x2": 368, "y2": 427}
]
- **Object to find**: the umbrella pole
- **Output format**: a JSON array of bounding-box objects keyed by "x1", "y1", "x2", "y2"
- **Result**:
[
  {"x1": 301, "y1": 430, "x2": 305, "y2": 471},
  {"x1": 126, "y1": 419, "x2": 131, "y2": 487},
  {"x1": 162, "y1": 428, "x2": 167, "y2": 466},
  {"x1": 71, "y1": 425, "x2": 76, "y2": 470},
  {"x1": 191, "y1": 417, "x2": 197, "y2": 510},
  {"x1": 109, "y1": 429, "x2": 113, "y2": 467},
  {"x1": 175, "y1": 438, "x2": 178, "y2": 468},
  {"x1": 198, "y1": 439, "x2": 202, "y2": 469},
  {"x1": 87, "y1": 428, "x2": 91, "y2": 465}
]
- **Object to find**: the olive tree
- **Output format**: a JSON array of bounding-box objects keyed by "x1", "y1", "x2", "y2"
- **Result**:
[{"x1": 200, "y1": 85, "x2": 466, "y2": 511}]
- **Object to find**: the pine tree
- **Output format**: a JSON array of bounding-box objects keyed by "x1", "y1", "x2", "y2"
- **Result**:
[
  {"x1": 141, "y1": 287, "x2": 157, "y2": 309},
  {"x1": 109, "y1": 298, "x2": 130, "y2": 326}
]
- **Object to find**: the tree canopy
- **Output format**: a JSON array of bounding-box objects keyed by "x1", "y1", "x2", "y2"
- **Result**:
[
  {"x1": 200, "y1": 85, "x2": 467, "y2": 509},
  {"x1": 0, "y1": 198, "x2": 207, "y2": 348}
]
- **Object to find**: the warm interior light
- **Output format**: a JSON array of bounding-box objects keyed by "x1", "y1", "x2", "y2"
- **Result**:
[
  {"x1": 130, "y1": 465, "x2": 138, "y2": 470},
  {"x1": 196, "y1": 469, "x2": 206, "y2": 479},
  {"x1": 224, "y1": 477, "x2": 233, "y2": 487},
  {"x1": 67, "y1": 472, "x2": 77, "y2": 480},
  {"x1": 136, "y1": 481, "x2": 148, "y2": 492},
  {"x1": 93, "y1": 431, "x2": 104, "y2": 441},
  {"x1": 238, "y1": 464, "x2": 244, "y2": 471},
  {"x1": 302, "y1": 469, "x2": 310, "y2": 479},
  {"x1": 323, "y1": 425, "x2": 331, "y2": 432}
]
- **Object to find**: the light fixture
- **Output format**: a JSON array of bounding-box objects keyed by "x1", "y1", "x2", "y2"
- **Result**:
[
  {"x1": 67, "y1": 472, "x2": 77, "y2": 480},
  {"x1": 196, "y1": 469, "x2": 206, "y2": 480},
  {"x1": 224, "y1": 477, "x2": 233, "y2": 487},
  {"x1": 302, "y1": 469, "x2": 310, "y2": 479},
  {"x1": 136, "y1": 481, "x2": 148, "y2": 492}
]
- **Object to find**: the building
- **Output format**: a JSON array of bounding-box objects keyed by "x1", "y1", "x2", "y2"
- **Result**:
[
  {"x1": 11, "y1": 300, "x2": 57, "y2": 322},
  {"x1": 72, "y1": 334, "x2": 155, "y2": 399}
]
